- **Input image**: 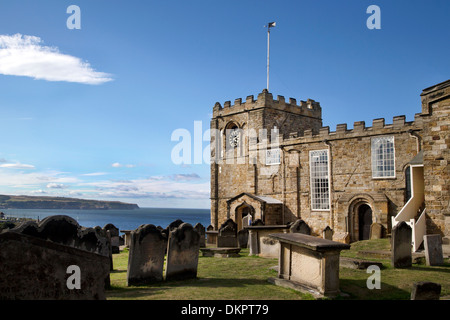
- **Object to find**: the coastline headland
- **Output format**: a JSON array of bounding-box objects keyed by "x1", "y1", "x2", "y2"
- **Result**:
[{"x1": 0, "y1": 194, "x2": 139, "y2": 210}]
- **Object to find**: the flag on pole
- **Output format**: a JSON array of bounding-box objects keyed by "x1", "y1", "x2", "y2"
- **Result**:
[{"x1": 267, "y1": 22, "x2": 276, "y2": 28}]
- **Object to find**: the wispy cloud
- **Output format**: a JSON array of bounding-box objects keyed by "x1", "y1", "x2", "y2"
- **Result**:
[
  {"x1": 0, "y1": 33, "x2": 113, "y2": 85},
  {"x1": 46, "y1": 183, "x2": 67, "y2": 189},
  {"x1": 81, "y1": 172, "x2": 108, "y2": 176},
  {"x1": 169, "y1": 173, "x2": 201, "y2": 181},
  {"x1": 0, "y1": 162, "x2": 35, "y2": 169}
]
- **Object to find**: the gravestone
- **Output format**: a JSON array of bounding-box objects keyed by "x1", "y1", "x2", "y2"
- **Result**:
[
  {"x1": 127, "y1": 224, "x2": 167, "y2": 285},
  {"x1": 290, "y1": 219, "x2": 311, "y2": 235},
  {"x1": 411, "y1": 281, "x2": 441, "y2": 300},
  {"x1": 391, "y1": 221, "x2": 412, "y2": 268},
  {"x1": 1, "y1": 216, "x2": 111, "y2": 299},
  {"x1": 238, "y1": 229, "x2": 249, "y2": 248},
  {"x1": 370, "y1": 223, "x2": 384, "y2": 240},
  {"x1": 10, "y1": 215, "x2": 110, "y2": 256},
  {"x1": 333, "y1": 232, "x2": 350, "y2": 244},
  {"x1": 165, "y1": 223, "x2": 200, "y2": 281},
  {"x1": 167, "y1": 219, "x2": 184, "y2": 232},
  {"x1": 242, "y1": 215, "x2": 252, "y2": 228},
  {"x1": 103, "y1": 223, "x2": 120, "y2": 253},
  {"x1": 217, "y1": 219, "x2": 238, "y2": 248},
  {"x1": 0, "y1": 232, "x2": 110, "y2": 300},
  {"x1": 322, "y1": 226, "x2": 333, "y2": 240},
  {"x1": 206, "y1": 225, "x2": 218, "y2": 245},
  {"x1": 194, "y1": 223, "x2": 206, "y2": 248},
  {"x1": 252, "y1": 219, "x2": 265, "y2": 226},
  {"x1": 423, "y1": 234, "x2": 444, "y2": 266}
]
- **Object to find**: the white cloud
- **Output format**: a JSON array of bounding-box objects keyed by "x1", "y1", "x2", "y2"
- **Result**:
[
  {"x1": 46, "y1": 183, "x2": 67, "y2": 189},
  {"x1": 0, "y1": 163, "x2": 35, "y2": 169},
  {"x1": 81, "y1": 172, "x2": 108, "y2": 176},
  {"x1": 112, "y1": 162, "x2": 135, "y2": 168},
  {"x1": 0, "y1": 33, "x2": 113, "y2": 85}
]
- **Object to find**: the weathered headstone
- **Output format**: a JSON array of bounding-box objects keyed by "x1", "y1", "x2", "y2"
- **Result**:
[
  {"x1": 333, "y1": 232, "x2": 350, "y2": 244},
  {"x1": 322, "y1": 226, "x2": 333, "y2": 240},
  {"x1": 242, "y1": 215, "x2": 252, "y2": 228},
  {"x1": 370, "y1": 222, "x2": 384, "y2": 240},
  {"x1": 391, "y1": 221, "x2": 412, "y2": 268},
  {"x1": 217, "y1": 219, "x2": 238, "y2": 248},
  {"x1": 252, "y1": 219, "x2": 265, "y2": 226},
  {"x1": 238, "y1": 229, "x2": 249, "y2": 248},
  {"x1": 165, "y1": 223, "x2": 200, "y2": 281},
  {"x1": 206, "y1": 225, "x2": 218, "y2": 245},
  {"x1": 167, "y1": 219, "x2": 184, "y2": 232},
  {"x1": 1, "y1": 216, "x2": 111, "y2": 299},
  {"x1": 411, "y1": 281, "x2": 441, "y2": 300},
  {"x1": 127, "y1": 224, "x2": 167, "y2": 285},
  {"x1": 194, "y1": 223, "x2": 206, "y2": 248},
  {"x1": 103, "y1": 223, "x2": 120, "y2": 253},
  {"x1": 289, "y1": 219, "x2": 311, "y2": 235},
  {"x1": 10, "y1": 215, "x2": 110, "y2": 256},
  {"x1": 423, "y1": 234, "x2": 444, "y2": 266}
]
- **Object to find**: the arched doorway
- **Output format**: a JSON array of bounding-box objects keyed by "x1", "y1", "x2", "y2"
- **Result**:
[
  {"x1": 235, "y1": 203, "x2": 254, "y2": 231},
  {"x1": 358, "y1": 204, "x2": 373, "y2": 240}
]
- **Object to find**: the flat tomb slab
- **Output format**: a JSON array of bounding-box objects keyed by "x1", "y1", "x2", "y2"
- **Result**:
[
  {"x1": 200, "y1": 247, "x2": 241, "y2": 257},
  {"x1": 269, "y1": 233, "x2": 351, "y2": 251},
  {"x1": 269, "y1": 233, "x2": 350, "y2": 298}
]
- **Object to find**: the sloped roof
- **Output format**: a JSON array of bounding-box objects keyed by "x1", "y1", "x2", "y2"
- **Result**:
[
  {"x1": 409, "y1": 150, "x2": 423, "y2": 165},
  {"x1": 226, "y1": 192, "x2": 283, "y2": 205}
]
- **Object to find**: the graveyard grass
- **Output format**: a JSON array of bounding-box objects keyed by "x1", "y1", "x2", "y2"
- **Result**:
[{"x1": 106, "y1": 239, "x2": 450, "y2": 300}]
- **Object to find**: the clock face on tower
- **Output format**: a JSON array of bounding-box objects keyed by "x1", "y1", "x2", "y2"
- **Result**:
[{"x1": 228, "y1": 127, "x2": 240, "y2": 148}]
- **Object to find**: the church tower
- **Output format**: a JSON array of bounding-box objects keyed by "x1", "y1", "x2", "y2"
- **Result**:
[{"x1": 210, "y1": 89, "x2": 322, "y2": 229}]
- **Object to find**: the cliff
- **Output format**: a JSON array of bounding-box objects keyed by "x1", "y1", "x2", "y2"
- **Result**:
[{"x1": 0, "y1": 195, "x2": 139, "y2": 210}]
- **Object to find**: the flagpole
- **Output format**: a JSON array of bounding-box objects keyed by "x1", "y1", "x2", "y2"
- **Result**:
[
  {"x1": 267, "y1": 25, "x2": 270, "y2": 91},
  {"x1": 266, "y1": 22, "x2": 275, "y2": 91}
]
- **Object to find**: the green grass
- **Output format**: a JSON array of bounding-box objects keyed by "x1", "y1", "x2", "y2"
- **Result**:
[{"x1": 107, "y1": 241, "x2": 450, "y2": 300}]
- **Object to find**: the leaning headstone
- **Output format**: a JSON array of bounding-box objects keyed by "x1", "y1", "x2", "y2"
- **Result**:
[
  {"x1": 103, "y1": 223, "x2": 120, "y2": 253},
  {"x1": 217, "y1": 219, "x2": 238, "y2": 248},
  {"x1": 165, "y1": 223, "x2": 200, "y2": 281},
  {"x1": 423, "y1": 234, "x2": 444, "y2": 266},
  {"x1": 290, "y1": 219, "x2": 311, "y2": 235},
  {"x1": 194, "y1": 223, "x2": 206, "y2": 248},
  {"x1": 322, "y1": 226, "x2": 333, "y2": 240},
  {"x1": 238, "y1": 229, "x2": 249, "y2": 248},
  {"x1": 391, "y1": 221, "x2": 412, "y2": 268},
  {"x1": 127, "y1": 224, "x2": 167, "y2": 285},
  {"x1": 370, "y1": 223, "x2": 384, "y2": 240},
  {"x1": 411, "y1": 281, "x2": 441, "y2": 300}
]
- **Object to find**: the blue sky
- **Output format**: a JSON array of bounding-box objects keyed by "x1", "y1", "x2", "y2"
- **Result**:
[{"x1": 0, "y1": 0, "x2": 449, "y2": 208}]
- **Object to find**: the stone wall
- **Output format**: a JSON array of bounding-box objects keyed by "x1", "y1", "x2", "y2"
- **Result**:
[
  {"x1": 210, "y1": 81, "x2": 449, "y2": 241},
  {"x1": 0, "y1": 232, "x2": 110, "y2": 300},
  {"x1": 420, "y1": 80, "x2": 450, "y2": 241}
]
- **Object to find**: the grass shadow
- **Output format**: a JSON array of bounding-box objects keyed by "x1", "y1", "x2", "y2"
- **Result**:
[{"x1": 339, "y1": 278, "x2": 410, "y2": 300}]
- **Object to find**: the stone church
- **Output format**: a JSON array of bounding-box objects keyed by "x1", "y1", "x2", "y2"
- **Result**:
[{"x1": 209, "y1": 79, "x2": 449, "y2": 250}]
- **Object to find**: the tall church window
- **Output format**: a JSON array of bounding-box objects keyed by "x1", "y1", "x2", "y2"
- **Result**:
[
  {"x1": 309, "y1": 149, "x2": 330, "y2": 210},
  {"x1": 371, "y1": 136, "x2": 395, "y2": 178}
]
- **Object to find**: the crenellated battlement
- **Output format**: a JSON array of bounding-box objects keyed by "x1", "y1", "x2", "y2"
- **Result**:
[
  {"x1": 212, "y1": 89, "x2": 322, "y2": 120},
  {"x1": 274, "y1": 113, "x2": 424, "y2": 144}
]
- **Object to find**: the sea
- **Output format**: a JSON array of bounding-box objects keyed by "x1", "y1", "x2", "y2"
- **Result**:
[{"x1": 1, "y1": 207, "x2": 211, "y2": 232}]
